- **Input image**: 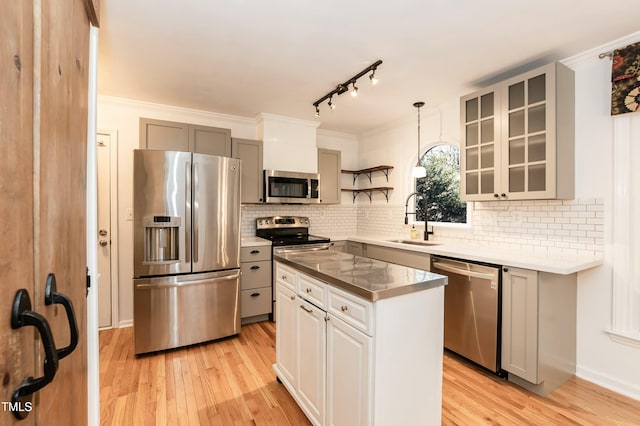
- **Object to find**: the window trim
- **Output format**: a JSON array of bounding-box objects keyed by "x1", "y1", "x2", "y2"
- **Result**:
[{"x1": 410, "y1": 141, "x2": 468, "y2": 227}]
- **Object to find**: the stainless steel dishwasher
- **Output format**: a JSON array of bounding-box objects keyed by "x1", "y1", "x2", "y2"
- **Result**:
[{"x1": 430, "y1": 256, "x2": 503, "y2": 375}]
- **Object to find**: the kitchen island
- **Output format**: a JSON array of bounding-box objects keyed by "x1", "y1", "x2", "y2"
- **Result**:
[{"x1": 273, "y1": 249, "x2": 447, "y2": 426}]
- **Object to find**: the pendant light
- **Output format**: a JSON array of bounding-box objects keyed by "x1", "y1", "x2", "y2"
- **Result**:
[{"x1": 412, "y1": 101, "x2": 427, "y2": 178}]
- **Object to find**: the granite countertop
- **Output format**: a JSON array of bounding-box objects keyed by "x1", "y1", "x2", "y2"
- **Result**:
[
  {"x1": 241, "y1": 236, "x2": 272, "y2": 247},
  {"x1": 275, "y1": 250, "x2": 446, "y2": 302},
  {"x1": 331, "y1": 235, "x2": 603, "y2": 275}
]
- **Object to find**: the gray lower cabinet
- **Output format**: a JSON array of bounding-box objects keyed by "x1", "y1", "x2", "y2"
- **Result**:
[
  {"x1": 318, "y1": 148, "x2": 341, "y2": 204},
  {"x1": 501, "y1": 266, "x2": 577, "y2": 396},
  {"x1": 240, "y1": 246, "x2": 272, "y2": 324},
  {"x1": 346, "y1": 241, "x2": 364, "y2": 256},
  {"x1": 232, "y1": 138, "x2": 263, "y2": 203},
  {"x1": 140, "y1": 117, "x2": 231, "y2": 156}
]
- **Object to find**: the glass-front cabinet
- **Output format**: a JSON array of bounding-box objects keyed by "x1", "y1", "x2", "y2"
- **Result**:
[
  {"x1": 460, "y1": 62, "x2": 575, "y2": 201},
  {"x1": 460, "y1": 87, "x2": 501, "y2": 201}
]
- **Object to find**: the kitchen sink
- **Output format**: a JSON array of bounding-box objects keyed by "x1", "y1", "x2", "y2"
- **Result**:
[{"x1": 386, "y1": 239, "x2": 442, "y2": 246}]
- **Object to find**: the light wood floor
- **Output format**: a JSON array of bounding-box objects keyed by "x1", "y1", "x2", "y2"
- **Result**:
[{"x1": 100, "y1": 322, "x2": 640, "y2": 425}]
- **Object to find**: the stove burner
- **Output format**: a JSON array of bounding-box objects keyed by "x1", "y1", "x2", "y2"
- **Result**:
[{"x1": 256, "y1": 215, "x2": 330, "y2": 246}]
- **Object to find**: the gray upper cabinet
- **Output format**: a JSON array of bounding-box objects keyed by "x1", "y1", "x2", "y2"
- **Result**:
[
  {"x1": 460, "y1": 62, "x2": 574, "y2": 201},
  {"x1": 318, "y1": 148, "x2": 341, "y2": 204},
  {"x1": 140, "y1": 118, "x2": 189, "y2": 151},
  {"x1": 140, "y1": 118, "x2": 231, "y2": 156},
  {"x1": 232, "y1": 138, "x2": 264, "y2": 204}
]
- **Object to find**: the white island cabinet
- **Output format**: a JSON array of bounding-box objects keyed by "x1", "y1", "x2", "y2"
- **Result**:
[{"x1": 273, "y1": 255, "x2": 446, "y2": 426}]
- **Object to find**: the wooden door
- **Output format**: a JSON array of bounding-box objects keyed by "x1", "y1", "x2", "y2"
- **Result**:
[
  {"x1": 1, "y1": 0, "x2": 93, "y2": 424},
  {"x1": 0, "y1": 1, "x2": 36, "y2": 424}
]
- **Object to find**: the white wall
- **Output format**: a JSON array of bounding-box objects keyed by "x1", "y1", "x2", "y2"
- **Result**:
[{"x1": 564, "y1": 34, "x2": 640, "y2": 399}]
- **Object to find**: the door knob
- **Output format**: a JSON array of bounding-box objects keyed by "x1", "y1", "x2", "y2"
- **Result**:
[
  {"x1": 45, "y1": 274, "x2": 79, "y2": 360},
  {"x1": 98, "y1": 229, "x2": 108, "y2": 236},
  {"x1": 11, "y1": 289, "x2": 59, "y2": 420},
  {"x1": 99, "y1": 240, "x2": 108, "y2": 247}
]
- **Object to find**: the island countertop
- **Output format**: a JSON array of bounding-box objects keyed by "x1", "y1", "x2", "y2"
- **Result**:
[{"x1": 274, "y1": 249, "x2": 447, "y2": 301}]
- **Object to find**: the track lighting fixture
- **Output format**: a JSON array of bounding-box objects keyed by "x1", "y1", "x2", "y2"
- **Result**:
[{"x1": 312, "y1": 59, "x2": 382, "y2": 116}]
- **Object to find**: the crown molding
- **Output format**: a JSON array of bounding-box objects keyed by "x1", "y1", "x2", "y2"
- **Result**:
[
  {"x1": 562, "y1": 31, "x2": 640, "y2": 68},
  {"x1": 97, "y1": 95, "x2": 256, "y2": 126},
  {"x1": 256, "y1": 112, "x2": 320, "y2": 129},
  {"x1": 316, "y1": 128, "x2": 358, "y2": 141}
]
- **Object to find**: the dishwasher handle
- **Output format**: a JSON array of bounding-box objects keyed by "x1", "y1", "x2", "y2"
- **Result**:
[{"x1": 432, "y1": 260, "x2": 496, "y2": 281}]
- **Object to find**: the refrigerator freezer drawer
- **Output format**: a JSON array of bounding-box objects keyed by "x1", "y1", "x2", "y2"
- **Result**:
[{"x1": 133, "y1": 270, "x2": 240, "y2": 354}]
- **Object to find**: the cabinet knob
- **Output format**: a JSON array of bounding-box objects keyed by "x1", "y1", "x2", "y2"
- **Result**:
[
  {"x1": 250, "y1": 265, "x2": 260, "y2": 270},
  {"x1": 340, "y1": 305, "x2": 348, "y2": 312},
  {"x1": 503, "y1": 267, "x2": 509, "y2": 273},
  {"x1": 494, "y1": 193, "x2": 499, "y2": 198},
  {"x1": 250, "y1": 292, "x2": 260, "y2": 298},
  {"x1": 281, "y1": 275, "x2": 287, "y2": 280},
  {"x1": 290, "y1": 295, "x2": 296, "y2": 301},
  {"x1": 250, "y1": 250, "x2": 260, "y2": 254},
  {"x1": 501, "y1": 193, "x2": 506, "y2": 198},
  {"x1": 305, "y1": 288, "x2": 312, "y2": 293}
]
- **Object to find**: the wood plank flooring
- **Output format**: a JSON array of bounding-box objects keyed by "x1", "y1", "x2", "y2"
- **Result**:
[{"x1": 100, "y1": 322, "x2": 640, "y2": 425}]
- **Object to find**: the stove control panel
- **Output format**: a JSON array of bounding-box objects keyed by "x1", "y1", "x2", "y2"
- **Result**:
[{"x1": 256, "y1": 216, "x2": 310, "y2": 229}]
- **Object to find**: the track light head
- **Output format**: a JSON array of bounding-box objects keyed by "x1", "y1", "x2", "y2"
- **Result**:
[
  {"x1": 315, "y1": 105, "x2": 320, "y2": 117},
  {"x1": 328, "y1": 96, "x2": 335, "y2": 110},
  {"x1": 369, "y1": 69, "x2": 378, "y2": 85},
  {"x1": 350, "y1": 81, "x2": 359, "y2": 97}
]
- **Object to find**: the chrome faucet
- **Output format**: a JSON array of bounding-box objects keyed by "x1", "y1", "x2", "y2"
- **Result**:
[{"x1": 404, "y1": 192, "x2": 434, "y2": 240}]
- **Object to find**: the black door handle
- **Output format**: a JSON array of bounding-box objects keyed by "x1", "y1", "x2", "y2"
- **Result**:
[
  {"x1": 45, "y1": 273, "x2": 79, "y2": 360},
  {"x1": 11, "y1": 289, "x2": 59, "y2": 419}
]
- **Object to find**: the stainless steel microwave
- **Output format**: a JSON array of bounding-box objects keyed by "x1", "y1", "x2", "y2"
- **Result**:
[{"x1": 263, "y1": 170, "x2": 320, "y2": 204}]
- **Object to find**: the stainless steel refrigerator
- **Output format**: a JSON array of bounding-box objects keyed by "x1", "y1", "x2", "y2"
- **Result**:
[{"x1": 133, "y1": 150, "x2": 241, "y2": 354}]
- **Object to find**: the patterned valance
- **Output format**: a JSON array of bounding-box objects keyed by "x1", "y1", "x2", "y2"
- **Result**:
[{"x1": 611, "y1": 42, "x2": 640, "y2": 115}]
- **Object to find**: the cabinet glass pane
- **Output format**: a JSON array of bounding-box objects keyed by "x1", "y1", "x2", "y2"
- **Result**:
[
  {"x1": 466, "y1": 123, "x2": 478, "y2": 146},
  {"x1": 528, "y1": 74, "x2": 546, "y2": 104},
  {"x1": 481, "y1": 145, "x2": 494, "y2": 168},
  {"x1": 480, "y1": 93, "x2": 494, "y2": 118},
  {"x1": 509, "y1": 110, "x2": 525, "y2": 137},
  {"x1": 466, "y1": 98, "x2": 478, "y2": 122},
  {"x1": 528, "y1": 134, "x2": 546, "y2": 162},
  {"x1": 480, "y1": 119, "x2": 494, "y2": 143},
  {"x1": 466, "y1": 172, "x2": 479, "y2": 195},
  {"x1": 509, "y1": 167, "x2": 525, "y2": 192},
  {"x1": 509, "y1": 81, "x2": 525, "y2": 110},
  {"x1": 528, "y1": 164, "x2": 546, "y2": 191},
  {"x1": 528, "y1": 104, "x2": 546, "y2": 133},
  {"x1": 509, "y1": 138, "x2": 525, "y2": 165},
  {"x1": 481, "y1": 171, "x2": 494, "y2": 194},
  {"x1": 466, "y1": 147, "x2": 479, "y2": 170}
]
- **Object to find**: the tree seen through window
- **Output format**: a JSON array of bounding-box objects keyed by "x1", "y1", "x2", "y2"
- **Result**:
[{"x1": 415, "y1": 144, "x2": 467, "y2": 223}]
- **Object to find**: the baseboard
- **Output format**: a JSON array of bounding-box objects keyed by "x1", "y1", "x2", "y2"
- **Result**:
[
  {"x1": 118, "y1": 319, "x2": 134, "y2": 328},
  {"x1": 576, "y1": 364, "x2": 640, "y2": 401}
]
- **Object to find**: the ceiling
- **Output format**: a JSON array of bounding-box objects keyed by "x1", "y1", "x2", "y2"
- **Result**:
[{"x1": 98, "y1": 1, "x2": 638, "y2": 135}]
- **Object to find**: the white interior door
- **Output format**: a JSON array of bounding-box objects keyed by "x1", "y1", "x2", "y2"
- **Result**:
[{"x1": 97, "y1": 133, "x2": 112, "y2": 327}]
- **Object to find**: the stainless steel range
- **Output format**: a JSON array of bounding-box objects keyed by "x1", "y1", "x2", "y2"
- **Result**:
[{"x1": 256, "y1": 216, "x2": 330, "y2": 318}]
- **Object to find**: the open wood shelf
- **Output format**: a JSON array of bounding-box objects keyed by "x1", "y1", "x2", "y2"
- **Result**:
[
  {"x1": 341, "y1": 187, "x2": 393, "y2": 203},
  {"x1": 341, "y1": 165, "x2": 394, "y2": 185}
]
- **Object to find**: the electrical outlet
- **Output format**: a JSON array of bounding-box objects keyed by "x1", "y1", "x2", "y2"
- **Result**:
[
  {"x1": 511, "y1": 210, "x2": 523, "y2": 225},
  {"x1": 125, "y1": 208, "x2": 133, "y2": 221}
]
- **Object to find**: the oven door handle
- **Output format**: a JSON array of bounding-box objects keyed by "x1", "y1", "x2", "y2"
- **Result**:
[
  {"x1": 274, "y1": 245, "x2": 330, "y2": 254},
  {"x1": 432, "y1": 260, "x2": 496, "y2": 281}
]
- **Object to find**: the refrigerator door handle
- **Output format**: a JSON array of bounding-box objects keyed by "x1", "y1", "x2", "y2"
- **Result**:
[
  {"x1": 135, "y1": 271, "x2": 240, "y2": 290},
  {"x1": 185, "y1": 161, "x2": 192, "y2": 264},
  {"x1": 193, "y1": 161, "x2": 199, "y2": 263}
]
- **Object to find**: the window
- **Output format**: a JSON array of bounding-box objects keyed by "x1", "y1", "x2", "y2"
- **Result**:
[{"x1": 415, "y1": 144, "x2": 467, "y2": 223}]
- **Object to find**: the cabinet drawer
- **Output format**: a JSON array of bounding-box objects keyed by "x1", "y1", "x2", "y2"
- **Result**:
[
  {"x1": 240, "y1": 260, "x2": 272, "y2": 290},
  {"x1": 241, "y1": 246, "x2": 271, "y2": 262},
  {"x1": 240, "y1": 287, "x2": 272, "y2": 318},
  {"x1": 297, "y1": 274, "x2": 327, "y2": 309},
  {"x1": 328, "y1": 287, "x2": 373, "y2": 335},
  {"x1": 275, "y1": 262, "x2": 296, "y2": 290}
]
